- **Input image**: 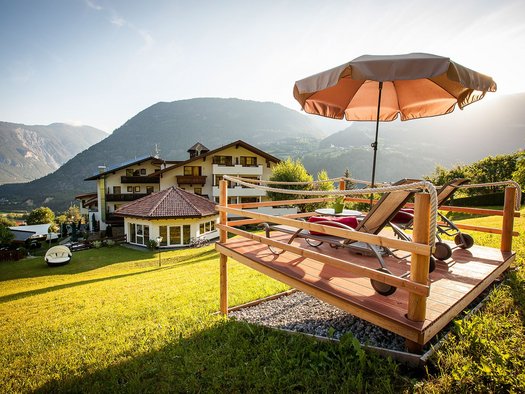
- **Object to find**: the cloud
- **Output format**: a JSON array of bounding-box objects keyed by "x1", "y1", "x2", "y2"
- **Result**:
[
  {"x1": 85, "y1": 0, "x2": 102, "y2": 11},
  {"x1": 110, "y1": 16, "x2": 126, "y2": 27},
  {"x1": 138, "y1": 29, "x2": 155, "y2": 51}
]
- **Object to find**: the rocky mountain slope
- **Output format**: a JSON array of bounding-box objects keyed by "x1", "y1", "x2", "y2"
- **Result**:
[{"x1": 0, "y1": 122, "x2": 107, "y2": 184}]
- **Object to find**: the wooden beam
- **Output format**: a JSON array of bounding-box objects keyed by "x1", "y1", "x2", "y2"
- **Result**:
[
  {"x1": 228, "y1": 212, "x2": 315, "y2": 227},
  {"x1": 217, "y1": 205, "x2": 432, "y2": 256},
  {"x1": 218, "y1": 224, "x2": 430, "y2": 296},
  {"x1": 437, "y1": 222, "x2": 519, "y2": 237},
  {"x1": 422, "y1": 253, "x2": 515, "y2": 343},
  {"x1": 219, "y1": 180, "x2": 228, "y2": 315},
  {"x1": 501, "y1": 187, "x2": 517, "y2": 252},
  {"x1": 215, "y1": 243, "x2": 422, "y2": 343},
  {"x1": 407, "y1": 193, "x2": 431, "y2": 323},
  {"x1": 435, "y1": 205, "x2": 520, "y2": 218}
]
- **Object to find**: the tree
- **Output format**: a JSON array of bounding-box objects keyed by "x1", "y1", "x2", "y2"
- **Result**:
[
  {"x1": 305, "y1": 170, "x2": 335, "y2": 212},
  {"x1": 512, "y1": 152, "x2": 525, "y2": 191},
  {"x1": 63, "y1": 205, "x2": 83, "y2": 224},
  {"x1": 0, "y1": 224, "x2": 14, "y2": 245},
  {"x1": 266, "y1": 158, "x2": 313, "y2": 202},
  {"x1": 343, "y1": 168, "x2": 356, "y2": 190},
  {"x1": 26, "y1": 207, "x2": 55, "y2": 225},
  {"x1": 0, "y1": 216, "x2": 16, "y2": 227}
]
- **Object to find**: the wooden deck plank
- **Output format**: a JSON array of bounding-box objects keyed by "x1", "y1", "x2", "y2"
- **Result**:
[{"x1": 219, "y1": 233, "x2": 515, "y2": 345}]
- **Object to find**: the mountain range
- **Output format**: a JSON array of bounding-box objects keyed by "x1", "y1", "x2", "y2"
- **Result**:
[
  {"x1": 0, "y1": 94, "x2": 523, "y2": 212},
  {"x1": 0, "y1": 122, "x2": 107, "y2": 185}
]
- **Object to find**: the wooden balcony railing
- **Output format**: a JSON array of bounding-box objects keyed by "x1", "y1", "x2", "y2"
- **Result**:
[
  {"x1": 120, "y1": 176, "x2": 159, "y2": 184},
  {"x1": 105, "y1": 193, "x2": 147, "y2": 201},
  {"x1": 176, "y1": 175, "x2": 207, "y2": 185}
]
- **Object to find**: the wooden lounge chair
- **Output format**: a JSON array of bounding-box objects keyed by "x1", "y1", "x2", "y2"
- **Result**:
[
  {"x1": 391, "y1": 178, "x2": 472, "y2": 260},
  {"x1": 263, "y1": 179, "x2": 434, "y2": 296},
  {"x1": 45, "y1": 245, "x2": 72, "y2": 267}
]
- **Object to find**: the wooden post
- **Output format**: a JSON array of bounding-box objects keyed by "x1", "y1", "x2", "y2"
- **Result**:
[
  {"x1": 339, "y1": 179, "x2": 345, "y2": 191},
  {"x1": 407, "y1": 193, "x2": 431, "y2": 323},
  {"x1": 219, "y1": 180, "x2": 228, "y2": 315},
  {"x1": 501, "y1": 186, "x2": 516, "y2": 253}
]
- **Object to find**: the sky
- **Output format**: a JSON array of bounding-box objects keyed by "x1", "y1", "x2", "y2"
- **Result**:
[{"x1": 1, "y1": 0, "x2": 524, "y2": 133}]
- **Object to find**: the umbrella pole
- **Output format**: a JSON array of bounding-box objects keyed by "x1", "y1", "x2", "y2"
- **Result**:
[{"x1": 370, "y1": 81, "x2": 383, "y2": 208}]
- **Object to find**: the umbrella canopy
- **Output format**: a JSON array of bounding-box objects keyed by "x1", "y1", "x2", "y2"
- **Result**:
[{"x1": 293, "y1": 53, "x2": 497, "y2": 185}]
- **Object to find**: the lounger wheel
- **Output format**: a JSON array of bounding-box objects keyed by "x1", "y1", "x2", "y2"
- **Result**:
[
  {"x1": 429, "y1": 256, "x2": 436, "y2": 273},
  {"x1": 370, "y1": 268, "x2": 397, "y2": 296},
  {"x1": 305, "y1": 238, "x2": 323, "y2": 247},
  {"x1": 454, "y1": 233, "x2": 474, "y2": 249},
  {"x1": 433, "y1": 242, "x2": 452, "y2": 261}
]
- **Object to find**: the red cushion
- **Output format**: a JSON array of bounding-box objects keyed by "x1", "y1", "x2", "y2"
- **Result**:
[
  {"x1": 308, "y1": 216, "x2": 358, "y2": 235},
  {"x1": 392, "y1": 208, "x2": 414, "y2": 224}
]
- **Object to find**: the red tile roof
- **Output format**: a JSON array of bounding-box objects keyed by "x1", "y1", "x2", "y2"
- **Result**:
[{"x1": 114, "y1": 187, "x2": 217, "y2": 219}]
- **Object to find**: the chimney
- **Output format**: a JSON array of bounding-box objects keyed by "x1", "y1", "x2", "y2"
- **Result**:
[{"x1": 98, "y1": 165, "x2": 106, "y2": 174}]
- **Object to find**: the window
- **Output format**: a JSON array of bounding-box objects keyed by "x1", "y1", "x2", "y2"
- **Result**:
[
  {"x1": 182, "y1": 225, "x2": 191, "y2": 245},
  {"x1": 184, "y1": 166, "x2": 201, "y2": 176},
  {"x1": 200, "y1": 220, "x2": 216, "y2": 235},
  {"x1": 144, "y1": 225, "x2": 150, "y2": 244},
  {"x1": 240, "y1": 197, "x2": 259, "y2": 203},
  {"x1": 240, "y1": 156, "x2": 257, "y2": 167},
  {"x1": 113, "y1": 186, "x2": 121, "y2": 194},
  {"x1": 127, "y1": 186, "x2": 133, "y2": 192},
  {"x1": 212, "y1": 156, "x2": 233, "y2": 166},
  {"x1": 215, "y1": 175, "x2": 233, "y2": 188},
  {"x1": 136, "y1": 224, "x2": 143, "y2": 244},
  {"x1": 146, "y1": 186, "x2": 154, "y2": 194},
  {"x1": 134, "y1": 186, "x2": 141, "y2": 193},
  {"x1": 194, "y1": 187, "x2": 202, "y2": 195},
  {"x1": 129, "y1": 223, "x2": 136, "y2": 243},
  {"x1": 126, "y1": 169, "x2": 134, "y2": 176},
  {"x1": 159, "y1": 226, "x2": 168, "y2": 246},
  {"x1": 140, "y1": 168, "x2": 146, "y2": 175},
  {"x1": 169, "y1": 226, "x2": 181, "y2": 245},
  {"x1": 227, "y1": 197, "x2": 237, "y2": 204}
]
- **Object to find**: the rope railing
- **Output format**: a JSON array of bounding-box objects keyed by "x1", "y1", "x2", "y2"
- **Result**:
[
  {"x1": 230, "y1": 177, "x2": 389, "y2": 187},
  {"x1": 223, "y1": 175, "x2": 438, "y2": 247},
  {"x1": 457, "y1": 180, "x2": 521, "y2": 211}
]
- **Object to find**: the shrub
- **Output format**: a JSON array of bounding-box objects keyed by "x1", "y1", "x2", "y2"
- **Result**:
[
  {"x1": 147, "y1": 239, "x2": 158, "y2": 250},
  {"x1": 93, "y1": 240, "x2": 103, "y2": 249},
  {"x1": 106, "y1": 239, "x2": 115, "y2": 247}
]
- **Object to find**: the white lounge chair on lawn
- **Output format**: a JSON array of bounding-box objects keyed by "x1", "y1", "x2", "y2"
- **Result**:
[{"x1": 45, "y1": 245, "x2": 72, "y2": 267}]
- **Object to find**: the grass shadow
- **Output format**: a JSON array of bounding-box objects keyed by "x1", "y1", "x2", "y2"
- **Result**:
[
  {"x1": 33, "y1": 319, "x2": 408, "y2": 393},
  {"x1": 0, "y1": 246, "x2": 158, "y2": 282}
]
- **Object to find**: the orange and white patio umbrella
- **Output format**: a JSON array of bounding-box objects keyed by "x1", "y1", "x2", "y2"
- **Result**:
[{"x1": 293, "y1": 53, "x2": 497, "y2": 186}]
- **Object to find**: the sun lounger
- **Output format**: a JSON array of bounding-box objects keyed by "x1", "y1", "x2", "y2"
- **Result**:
[
  {"x1": 262, "y1": 179, "x2": 435, "y2": 296},
  {"x1": 45, "y1": 245, "x2": 72, "y2": 267},
  {"x1": 391, "y1": 178, "x2": 472, "y2": 260}
]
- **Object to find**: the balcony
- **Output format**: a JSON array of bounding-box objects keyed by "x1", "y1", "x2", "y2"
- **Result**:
[
  {"x1": 105, "y1": 214, "x2": 124, "y2": 226},
  {"x1": 212, "y1": 164, "x2": 263, "y2": 176},
  {"x1": 106, "y1": 193, "x2": 147, "y2": 202},
  {"x1": 176, "y1": 175, "x2": 207, "y2": 185},
  {"x1": 212, "y1": 185, "x2": 265, "y2": 197},
  {"x1": 120, "y1": 176, "x2": 159, "y2": 184}
]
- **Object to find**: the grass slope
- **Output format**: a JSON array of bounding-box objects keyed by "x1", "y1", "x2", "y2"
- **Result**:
[
  {"x1": 0, "y1": 245, "x2": 405, "y2": 393},
  {"x1": 1, "y1": 209, "x2": 524, "y2": 392}
]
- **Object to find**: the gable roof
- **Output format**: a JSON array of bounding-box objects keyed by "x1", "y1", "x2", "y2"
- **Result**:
[
  {"x1": 187, "y1": 142, "x2": 209, "y2": 152},
  {"x1": 153, "y1": 140, "x2": 280, "y2": 176},
  {"x1": 84, "y1": 156, "x2": 179, "y2": 181},
  {"x1": 113, "y1": 186, "x2": 217, "y2": 219},
  {"x1": 85, "y1": 155, "x2": 158, "y2": 180}
]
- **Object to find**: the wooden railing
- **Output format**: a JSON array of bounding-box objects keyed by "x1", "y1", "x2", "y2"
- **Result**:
[{"x1": 215, "y1": 180, "x2": 519, "y2": 325}]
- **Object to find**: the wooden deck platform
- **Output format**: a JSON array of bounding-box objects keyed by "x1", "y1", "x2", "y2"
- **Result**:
[{"x1": 216, "y1": 232, "x2": 515, "y2": 345}]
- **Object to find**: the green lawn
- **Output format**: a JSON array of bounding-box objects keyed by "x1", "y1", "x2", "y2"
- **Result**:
[{"x1": 1, "y1": 209, "x2": 524, "y2": 392}]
